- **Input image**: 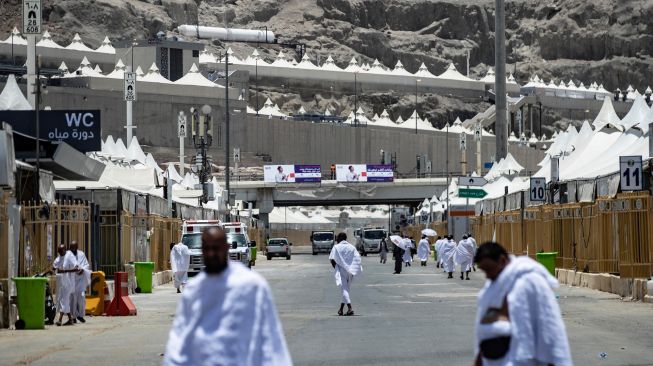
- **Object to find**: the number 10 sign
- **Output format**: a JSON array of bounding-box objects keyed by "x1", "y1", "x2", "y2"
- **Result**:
[{"x1": 620, "y1": 156, "x2": 643, "y2": 191}]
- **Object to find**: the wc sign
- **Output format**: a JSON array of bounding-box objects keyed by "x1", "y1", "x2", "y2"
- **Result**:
[{"x1": 0, "y1": 110, "x2": 101, "y2": 152}]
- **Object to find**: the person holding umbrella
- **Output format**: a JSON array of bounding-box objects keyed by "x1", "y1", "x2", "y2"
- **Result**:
[{"x1": 390, "y1": 235, "x2": 407, "y2": 274}]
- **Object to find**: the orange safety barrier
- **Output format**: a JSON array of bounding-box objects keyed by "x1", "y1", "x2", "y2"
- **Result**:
[{"x1": 105, "y1": 272, "x2": 137, "y2": 316}]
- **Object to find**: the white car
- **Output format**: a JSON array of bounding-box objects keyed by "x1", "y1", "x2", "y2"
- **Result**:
[{"x1": 266, "y1": 238, "x2": 292, "y2": 260}]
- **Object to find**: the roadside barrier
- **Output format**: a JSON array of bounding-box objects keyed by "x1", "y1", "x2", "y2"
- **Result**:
[
  {"x1": 86, "y1": 271, "x2": 106, "y2": 316},
  {"x1": 105, "y1": 272, "x2": 137, "y2": 316}
]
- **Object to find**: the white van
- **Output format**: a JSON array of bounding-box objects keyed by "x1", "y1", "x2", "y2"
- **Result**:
[{"x1": 181, "y1": 220, "x2": 222, "y2": 276}]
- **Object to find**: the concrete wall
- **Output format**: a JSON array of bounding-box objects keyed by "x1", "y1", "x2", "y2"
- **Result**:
[
  {"x1": 233, "y1": 116, "x2": 544, "y2": 176},
  {"x1": 2, "y1": 80, "x2": 542, "y2": 175}
]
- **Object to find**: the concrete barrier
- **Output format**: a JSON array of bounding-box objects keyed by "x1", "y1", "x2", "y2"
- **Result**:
[{"x1": 556, "y1": 269, "x2": 651, "y2": 301}]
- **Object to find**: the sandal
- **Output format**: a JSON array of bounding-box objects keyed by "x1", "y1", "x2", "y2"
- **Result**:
[
  {"x1": 337, "y1": 309, "x2": 343, "y2": 316},
  {"x1": 345, "y1": 310, "x2": 354, "y2": 316},
  {"x1": 55, "y1": 321, "x2": 62, "y2": 326},
  {"x1": 62, "y1": 320, "x2": 73, "y2": 326}
]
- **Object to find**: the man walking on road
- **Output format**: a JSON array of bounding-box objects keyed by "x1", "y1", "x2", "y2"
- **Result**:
[
  {"x1": 402, "y1": 237, "x2": 413, "y2": 267},
  {"x1": 69, "y1": 241, "x2": 91, "y2": 323},
  {"x1": 164, "y1": 228, "x2": 292, "y2": 365},
  {"x1": 393, "y1": 240, "x2": 404, "y2": 274},
  {"x1": 329, "y1": 233, "x2": 362, "y2": 316},
  {"x1": 52, "y1": 244, "x2": 77, "y2": 326},
  {"x1": 417, "y1": 235, "x2": 431, "y2": 266},
  {"x1": 440, "y1": 236, "x2": 456, "y2": 278},
  {"x1": 379, "y1": 237, "x2": 389, "y2": 264},
  {"x1": 455, "y1": 235, "x2": 476, "y2": 280},
  {"x1": 473, "y1": 242, "x2": 571, "y2": 366},
  {"x1": 170, "y1": 240, "x2": 191, "y2": 293}
]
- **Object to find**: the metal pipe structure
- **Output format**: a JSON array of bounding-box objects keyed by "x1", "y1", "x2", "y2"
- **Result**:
[
  {"x1": 494, "y1": 0, "x2": 508, "y2": 160},
  {"x1": 177, "y1": 25, "x2": 277, "y2": 44}
]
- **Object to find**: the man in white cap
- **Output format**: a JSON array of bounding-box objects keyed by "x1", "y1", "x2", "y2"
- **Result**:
[
  {"x1": 164, "y1": 228, "x2": 292, "y2": 365},
  {"x1": 329, "y1": 232, "x2": 363, "y2": 316}
]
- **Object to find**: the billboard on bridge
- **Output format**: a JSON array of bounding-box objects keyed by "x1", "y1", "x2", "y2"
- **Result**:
[
  {"x1": 263, "y1": 165, "x2": 321, "y2": 183},
  {"x1": 335, "y1": 164, "x2": 394, "y2": 183}
]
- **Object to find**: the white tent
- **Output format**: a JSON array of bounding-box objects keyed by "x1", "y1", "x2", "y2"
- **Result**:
[
  {"x1": 321, "y1": 55, "x2": 342, "y2": 72},
  {"x1": 297, "y1": 53, "x2": 319, "y2": 70},
  {"x1": 125, "y1": 136, "x2": 147, "y2": 164},
  {"x1": 199, "y1": 51, "x2": 218, "y2": 64},
  {"x1": 36, "y1": 30, "x2": 63, "y2": 48},
  {"x1": 0, "y1": 74, "x2": 32, "y2": 110},
  {"x1": 415, "y1": 63, "x2": 437, "y2": 78},
  {"x1": 2, "y1": 28, "x2": 27, "y2": 45},
  {"x1": 95, "y1": 36, "x2": 115, "y2": 53},
  {"x1": 174, "y1": 63, "x2": 219, "y2": 87},
  {"x1": 106, "y1": 59, "x2": 127, "y2": 79},
  {"x1": 592, "y1": 96, "x2": 623, "y2": 131},
  {"x1": 140, "y1": 63, "x2": 172, "y2": 83},
  {"x1": 66, "y1": 33, "x2": 94, "y2": 52},
  {"x1": 391, "y1": 60, "x2": 413, "y2": 76},
  {"x1": 438, "y1": 63, "x2": 472, "y2": 81}
]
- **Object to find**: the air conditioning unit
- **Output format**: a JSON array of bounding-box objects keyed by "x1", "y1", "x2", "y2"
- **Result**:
[{"x1": 0, "y1": 123, "x2": 17, "y2": 189}]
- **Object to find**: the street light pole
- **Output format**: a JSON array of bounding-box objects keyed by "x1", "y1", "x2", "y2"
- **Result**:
[
  {"x1": 446, "y1": 123, "x2": 449, "y2": 218},
  {"x1": 225, "y1": 51, "x2": 231, "y2": 216},
  {"x1": 354, "y1": 71, "x2": 358, "y2": 126},
  {"x1": 415, "y1": 79, "x2": 421, "y2": 134}
]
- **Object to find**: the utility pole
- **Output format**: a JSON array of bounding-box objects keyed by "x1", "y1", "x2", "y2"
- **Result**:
[
  {"x1": 475, "y1": 124, "x2": 482, "y2": 175},
  {"x1": 495, "y1": 0, "x2": 508, "y2": 160},
  {"x1": 225, "y1": 51, "x2": 231, "y2": 217}
]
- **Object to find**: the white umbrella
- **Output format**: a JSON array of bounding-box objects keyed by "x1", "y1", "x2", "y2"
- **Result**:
[
  {"x1": 421, "y1": 228, "x2": 437, "y2": 237},
  {"x1": 390, "y1": 235, "x2": 408, "y2": 250}
]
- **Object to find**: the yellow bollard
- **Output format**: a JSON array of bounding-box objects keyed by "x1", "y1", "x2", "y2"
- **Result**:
[{"x1": 86, "y1": 271, "x2": 106, "y2": 316}]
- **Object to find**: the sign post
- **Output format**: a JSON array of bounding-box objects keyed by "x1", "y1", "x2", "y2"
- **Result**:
[
  {"x1": 459, "y1": 132, "x2": 467, "y2": 175},
  {"x1": 529, "y1": 177, "x2": 546, "y2": 202},
  {"x1": 177, "y1": 111, "x2": 187, "y2": 175},
  {"x1": 22, "y1": 0, "x2": 42, "y2": 34},
  {"x1": 458, "y1": 176, "x2": 487, "y2": 187},
  {"x1": 124, "y1": 71, "x2": 137, "y2": 143},
  {"x1": 619, "y1": 156, "x2": 643, "y2": 191},
  {"x1": 458, "y1": 188, "x2": 488, "y2": 199},
  {"x1": 474, "y1": 124, "x2": 482, "y2": 175}
]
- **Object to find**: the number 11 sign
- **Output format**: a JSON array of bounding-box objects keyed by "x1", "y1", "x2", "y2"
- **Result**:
[{"x1": 619, "y1": 156, "x2": 643, "y2": 191}]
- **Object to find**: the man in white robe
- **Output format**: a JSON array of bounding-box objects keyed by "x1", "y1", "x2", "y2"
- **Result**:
[
  {"x1": 164, "y1": 228, "x2": 292, "y2": 366},
  {"x1": 474, "y1": 242, "x2": 572, "y2": 366},
  {"x1": 455, "y1": 235, "x2": 476, "y2": 280},
  {"x1": 417, "y1": 235, "x2": 431, "y2": 266},
  {"x1": 402, "y1": 238, "x2": 413, "y2": 267},
  {"x1": 468, "y1": 233, "x2": 478, "y2": 271},
  {"x1": 170, "y1": 241, "x2": 191, "y2": 293},
  {"x1": 329, "y1": 233, "x2": 362, "y2": 316},
  {"x1": 69, "y1": 241, "x2": 91, "y2": 323},
  {"x1": 440, "y1": 236, "x2": 456, "y2": 278},
  {"x1": 52, "y1": 244, "x2": 77, "y2": 326}
]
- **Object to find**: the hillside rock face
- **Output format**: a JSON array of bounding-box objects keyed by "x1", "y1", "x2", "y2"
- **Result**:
[{"x1": 3, "y1": 0, "x2": 652, "y2": 128}]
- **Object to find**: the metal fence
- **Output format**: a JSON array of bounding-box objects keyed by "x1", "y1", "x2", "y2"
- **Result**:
[
  {"x1": 464, "y1": 192, "x2": 652, "y2": 278},
  {"x1": 19, "y1": 201, "x2": 92, "y2": 276}
]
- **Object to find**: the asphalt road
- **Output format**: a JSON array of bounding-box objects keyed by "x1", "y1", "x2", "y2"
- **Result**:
[{"x1": 1, "y1": 254, "x2": 652, "y2": 365}]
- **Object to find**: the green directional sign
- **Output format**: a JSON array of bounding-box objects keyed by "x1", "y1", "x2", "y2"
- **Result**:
[{"x1": 458, "y1": 188, "x2": 488, "y2": 199}]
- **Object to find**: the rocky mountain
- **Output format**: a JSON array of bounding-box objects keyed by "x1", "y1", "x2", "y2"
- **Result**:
[{"x1": 3, "y1": 0, "x2": 652, "y2": 129}]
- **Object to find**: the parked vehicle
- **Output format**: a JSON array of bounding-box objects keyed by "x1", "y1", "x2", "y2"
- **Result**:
[
  {"x1": 181, "y1": 220, "x2": 256, "y2": 274},
  {"x1": 311, "y1": 231, "x2": 335, "y2": 255},
  {"x1": 266, "y1": 238, "x2": 292, "y2": 260},
  {"x1": 354, "y1": 227, "x2": 387, "y2": 256}
]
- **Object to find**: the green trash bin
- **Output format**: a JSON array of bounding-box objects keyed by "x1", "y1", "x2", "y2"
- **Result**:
[
  {"x1": 536, "y1": 252, "x2": 558, "y2": 276},
  {"x1": 250, "y1": 247, "x2": 257, "y2": 265},
  {"x1": 134, "y1": 262, "x2": 154, "y2": 293},
  {"x1": 12, "y1": 277, "x2": 48, "y2": 329}
]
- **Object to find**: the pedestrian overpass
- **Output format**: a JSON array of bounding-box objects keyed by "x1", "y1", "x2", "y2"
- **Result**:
[{"x1": 230, "y1": 177, "x2": 449, "y2": 216}]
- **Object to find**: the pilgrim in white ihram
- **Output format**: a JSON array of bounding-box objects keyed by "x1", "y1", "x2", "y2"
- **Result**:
[
  {"x1": 417, "y1": 236, "x2": 431, "y2": 266},
  {"x1": 329, "y1": 233, "x2": 362, "y2": 316},
  {"x1": 170, "y1": 241, "x2": 191, "y2": 293}
]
